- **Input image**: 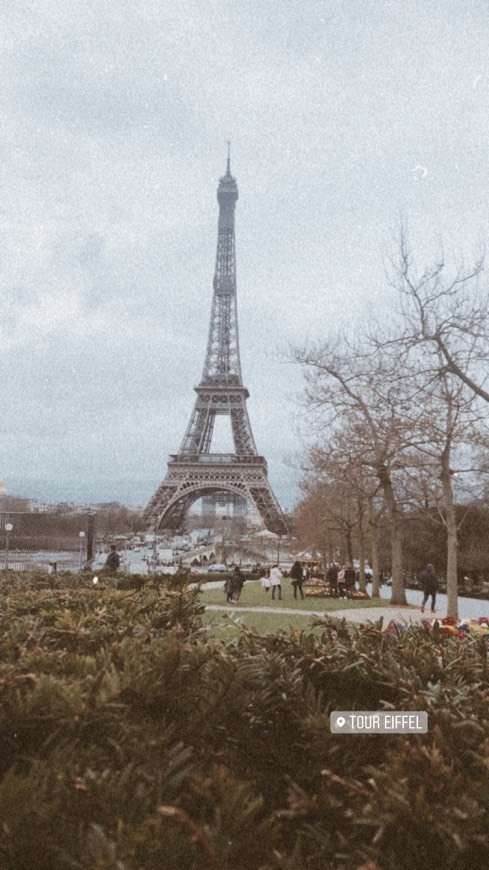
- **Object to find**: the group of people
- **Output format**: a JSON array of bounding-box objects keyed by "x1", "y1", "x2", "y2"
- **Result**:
[
  {"x1": 259, "y1": 560, "x2": 311, "y2": 600},
  {"x1": 223, "y1": 559, "x2": 439, "y2": 613},
  {"x1": 325, "y1": 563, "x2": 357, "y2": 598},
  {"x1": 103, "y1": 549, "x2": 439, "y2": 615},
  {"x1": 258, "y1": 561, "x2": 365, "y2": 601}
]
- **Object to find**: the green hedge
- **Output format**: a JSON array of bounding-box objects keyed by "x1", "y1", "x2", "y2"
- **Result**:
[{"x1": 0, "y1": 570, "x2": 488, "y2": 869}]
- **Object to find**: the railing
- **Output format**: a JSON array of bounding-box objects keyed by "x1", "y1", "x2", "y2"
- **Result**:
[
  {"x1": 170, "y1": 453, "x2": 267, "y2": 466},
  {"x1": 1, "y1": 549, "x2": 80, "y2": 572}
]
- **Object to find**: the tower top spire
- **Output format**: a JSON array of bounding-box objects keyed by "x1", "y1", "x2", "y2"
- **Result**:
[{"x1": 217, "y1": 143, "x2": 238, "y2": 203}]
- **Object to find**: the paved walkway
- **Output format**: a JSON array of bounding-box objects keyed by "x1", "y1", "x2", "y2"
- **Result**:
[
  {"x1": 204, "y1": 603, "x2": 434, "y2": 624},
  {"x1": 197, "y1": 580, "x2": 451, "y2": 624}
]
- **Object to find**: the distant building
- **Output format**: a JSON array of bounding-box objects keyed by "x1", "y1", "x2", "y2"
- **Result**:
[
  {"x1": 27, "y1": 499, "x2": 57, "y2": 513},
  {"x1": 197, "y1": 493, "x2": 264, "y2": 533},
  {"x1": 23, "y1": 498, "x2": 100, "y2": 514}
]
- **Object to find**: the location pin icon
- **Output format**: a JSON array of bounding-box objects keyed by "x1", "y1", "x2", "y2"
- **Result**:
[{"x1": 336, "y1": 716, "x2": 346, "y2": 727}]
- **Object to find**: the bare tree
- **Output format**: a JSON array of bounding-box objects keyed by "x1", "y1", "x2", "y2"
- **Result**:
[
  {"x1": 387, "y1": 227, "x2": 488, "y2": 401},
  {"x1": 379, "y1": 229, "x2": 489, "y2": 616},
  {"x1": 294, "y1": 477, "x2": 356, "y2": 569},
  {"x1": 402, "y1": 368, "x2": 484, "y2": 618},
  {"x1": 293, "y1": 339, "x2": 424, "y2": 606},
  {"x1": 294, "y1": 232, "x2": 489, "y2": 613},
  {"x1": 302, "y1": 445, "x2": 384, "y2": 595}
]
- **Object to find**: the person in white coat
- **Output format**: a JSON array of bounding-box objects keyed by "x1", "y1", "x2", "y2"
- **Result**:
[{"x1": 269, "y1": 564, "x2": 283, "y2": 600}]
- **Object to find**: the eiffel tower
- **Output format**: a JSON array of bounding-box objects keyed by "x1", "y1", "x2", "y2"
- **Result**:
[{"x1": 143, "y1": 152, "x2": 288, "y2": 535}]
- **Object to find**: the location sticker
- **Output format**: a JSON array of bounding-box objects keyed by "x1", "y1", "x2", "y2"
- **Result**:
[{"x1": 330, "y1": 711, "x2": 428, "y2": 733}]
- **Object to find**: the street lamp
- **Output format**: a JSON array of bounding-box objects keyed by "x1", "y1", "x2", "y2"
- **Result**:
[
  {"x1": 4, "y1": 523, "x2": 13, "y2": 570},
  {"x1": 79, "y1": 531, "x2": 86, "y2": 569}
]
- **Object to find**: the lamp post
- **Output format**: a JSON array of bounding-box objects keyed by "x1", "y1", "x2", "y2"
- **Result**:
[
  {"x1": 79, "y1": 531, "x2": 86, "y2": 570},
  {"x1": 5, "y1": 523, "x2": 13, "y2": 570}
]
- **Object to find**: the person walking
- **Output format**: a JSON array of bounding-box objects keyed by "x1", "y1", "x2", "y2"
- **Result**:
[
  {"x1": 230, "y1": 565, "x2": 245, "y2": 602},
  {"x1": 224, "y1": 576, "x2": 232, "y2": 601},
  {"x1": 269, "y1": 564, "x2": 283, "y2": 600},
  {"x1": 290, "y1": 560, "x2": 304, "y2": 600},
  {"x1": 418, "y1": 563, "x2": 438, "y2": 613}
]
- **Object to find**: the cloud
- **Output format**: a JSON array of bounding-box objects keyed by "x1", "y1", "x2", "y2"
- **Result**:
[{"x1": 1, "y1": 0, "x2": 488, "y2": 509}]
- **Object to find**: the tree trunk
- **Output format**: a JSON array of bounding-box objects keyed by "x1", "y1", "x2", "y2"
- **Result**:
[
  {"x1": 370, "y1": 521, "x2": 381, "y2": 598},
  {"x1": 378, "y1": 466, "x2": 407, "y2": 605},
  {"x1": 368, "y1": 501, "x2": 381, "y2": 598},
  {"x1": 346, "y1": 528, "x2": 353, "y2": 565},
  {"x1": 440, "y1": 461, "x2": 458, "y2": 620},
  {"x1": 357, "y1": 501, "x2": 366, "y2": 593},
  {"x1": 358, "y1": 535, "x2": 366, "y2": 593},
  {"x1": 389, "y1": 523, "x2": 406, "y2": 605}
]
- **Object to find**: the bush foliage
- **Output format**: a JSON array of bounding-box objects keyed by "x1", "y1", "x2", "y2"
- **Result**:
[{"x1": 0, "y1": 570, "x2": 488, "y2": 869}]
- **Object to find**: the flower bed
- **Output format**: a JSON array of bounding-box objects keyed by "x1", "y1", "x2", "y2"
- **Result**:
[
  {"x1": 384, "y1": 616, "x2": 489, "y2": 646},
  {"x1": 304, "y1": 578, "x2": 370, "y2": 599}
]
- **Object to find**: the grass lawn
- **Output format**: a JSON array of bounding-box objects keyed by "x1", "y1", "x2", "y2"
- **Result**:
[
  {"x1": 198, "y1": 578, "x2": 391, "y2": 612},
  {"x1": 197, "y1": 579, "x2": 395, "y2": 636},
  {"x1": 201, "y1": 608, "x2": 329, "y2": 637}
]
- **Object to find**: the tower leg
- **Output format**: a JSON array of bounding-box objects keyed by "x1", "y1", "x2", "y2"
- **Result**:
[{"x1": 143, "y1": 458, "x2": 287, "y2": 535}]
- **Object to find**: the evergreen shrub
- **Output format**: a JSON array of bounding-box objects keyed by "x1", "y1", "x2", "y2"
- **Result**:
[{"x1": 0, "y1": 570, "x2": 487, "y2": 868}]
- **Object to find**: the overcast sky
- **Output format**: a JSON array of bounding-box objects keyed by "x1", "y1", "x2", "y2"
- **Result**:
[{"x1": 1, "y1": 0, "x2": 488, "y2": 509}]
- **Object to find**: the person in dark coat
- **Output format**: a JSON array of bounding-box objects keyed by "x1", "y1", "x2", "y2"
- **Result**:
[
  {"x1": 344, "y1": 564, "x2": 357, "y2": 597},
  {"x1": 418, "y1": 563, "x2": 438, "y2": 613},
  {"x1": 224, "y1": 576, "x2": 232, "y2": 601},
  {"x1": 326, "y1": 563, "x2": 339, "y2": 597},
  {"x1": 230, "y1": 565, "x2": 245, "y2": 602},
  {"x1": 290, "y1": 560, "x2": 305, "y2": 600},
  {"x1": 105, "y1": 545, "x2": 120, "y2": 571}
]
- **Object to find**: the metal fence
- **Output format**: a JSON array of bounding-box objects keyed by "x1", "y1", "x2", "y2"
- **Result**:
[
  {"x1": 0, "y1": 510, "x2": 97, "y2": 572},
  {"x1": 1, "y1": 549, "x2": 84, "y2": 573}
]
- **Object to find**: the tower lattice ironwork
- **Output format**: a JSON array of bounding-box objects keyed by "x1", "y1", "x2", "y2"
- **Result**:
[{"x1": 143, "y1": 154, "x2": 288, "y2": 535}]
